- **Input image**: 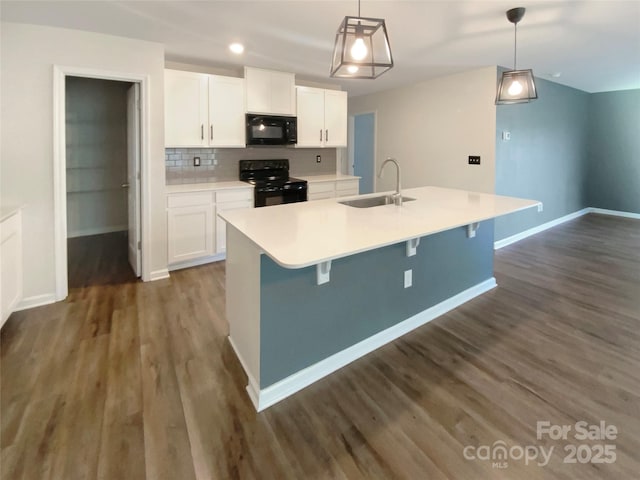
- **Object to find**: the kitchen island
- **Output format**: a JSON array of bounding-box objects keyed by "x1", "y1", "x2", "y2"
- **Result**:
[{"x1": 219, "y1": 186, "x2": 541, "y2": 411}]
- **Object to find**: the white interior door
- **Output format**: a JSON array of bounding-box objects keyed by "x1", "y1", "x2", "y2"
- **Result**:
[{"x1": 127, "y1": 83, "x2": 141, "y2": 277}]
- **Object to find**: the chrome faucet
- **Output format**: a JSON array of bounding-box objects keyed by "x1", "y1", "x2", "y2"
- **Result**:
[{"x1": 378, "y1": 157, "x2": 402, "y2": 206}]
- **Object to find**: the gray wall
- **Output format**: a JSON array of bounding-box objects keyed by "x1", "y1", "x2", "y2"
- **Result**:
[
  {"x1": 495, "y1": 77, "x2": 591, "y2": 241},
  {"x1": 259, "y1": 221, "x2": 494, "y2": 387},
  {"x1": 587, "y1": 90, "x2": 640, "y2": 213}
]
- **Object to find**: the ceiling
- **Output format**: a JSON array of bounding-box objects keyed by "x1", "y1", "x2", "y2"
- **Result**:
[{"x1": 2, "y1": 1, "x2": 639, "y2": 97}]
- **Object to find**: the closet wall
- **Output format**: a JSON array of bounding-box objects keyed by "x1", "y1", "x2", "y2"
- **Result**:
[{"x1": 66, "y1": 77, "x2": 130, "y2": 237}]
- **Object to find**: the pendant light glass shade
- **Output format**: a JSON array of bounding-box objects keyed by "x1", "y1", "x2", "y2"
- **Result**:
[
  {"x1": 330, "y1": 12, "x2": 393, "y2": 79},
  {"x1": 496, "y1": 7, "x2": 538, "y2": 104},
  {"x1": 496, "y1": 69, "x2": 538, "y2": 104}
]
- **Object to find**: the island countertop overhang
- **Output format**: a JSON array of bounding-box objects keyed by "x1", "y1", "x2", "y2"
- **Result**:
[{"x1": 219, "y1": 186, "x2": 541, "y2": 269}]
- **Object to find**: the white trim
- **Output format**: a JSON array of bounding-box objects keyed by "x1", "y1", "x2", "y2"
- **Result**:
[
  {"x1": 494, "y1": 207, "x2": 640, "y2": 250},
  {"x1": 67, "y1": 225, "x2": 127, "y2": 238},
  {"x1": 228, "y1": 336, "x2": 261, "y2": 410},
  {"x1": 149, "y1": 269, "x2": 170, "y2": 281},
  {"x1": 53, "y1": 65, "x2": 152, "y2": 300},
  {"x1": 167, "y1": 253, "x2": 225, "y2": 272},
  {"x1": 15, "y1": 293, "x2": 57, "y2": 312},
  {"x1": 494, "y1": 208, "x2": 590, "y2": 250},
  {"x1": 589, "y1": 208, "x2": 640, "y2": 220},
  {"x1": 250, "y1": 277, "x2": 497, "y2": 412}
]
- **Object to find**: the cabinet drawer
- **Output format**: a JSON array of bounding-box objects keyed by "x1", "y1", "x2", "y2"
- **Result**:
[
  {"x1": 308, "y1": 192, "x2": 335, "y2": 201},
  {"x1": 307, "y1": 182, "x2": 335, "y2": 194},
  {"x1": 216, "y1": 188, "x2": 253, "y2": 203},
  {"x1": 336, "y1": 179, "x2": 359, "y2": 192},
  {"x1": 167, "y1": 192, "x2": 213, "y2": 208}
]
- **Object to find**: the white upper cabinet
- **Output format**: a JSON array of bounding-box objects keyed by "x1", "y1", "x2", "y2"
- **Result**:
[
  {"x1": 208, "y1": 76, "x2": 245, "y2": 147},
  {"x1": 296, "y1": 87, "x2": 325, "y2": 147},
  {"x1": 245, "y1": 67, "x2": 295, "y2": 115},
  {"x1": 165, "y1": 69, "x2": 208, "y2": 147},
  {"x1": 296, "y1": 87, "x2": 348, "y2": 148},
  {"x1": 323, "y1": 90, "x2": 348, "y2": 147},
  {"x1": 164, "y1": 69, "x2": 245, "y2": 148}
]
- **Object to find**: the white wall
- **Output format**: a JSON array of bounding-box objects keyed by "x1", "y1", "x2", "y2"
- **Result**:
[
  {"x1": 66, "y1": 77, "x2": 129, "y2": 237},
  {"x1": 1, "y1": 22, "x2": 167, "y2": 304},
  {"x1": 348, "y1": 67, "x2": 497, "y2": 194}
]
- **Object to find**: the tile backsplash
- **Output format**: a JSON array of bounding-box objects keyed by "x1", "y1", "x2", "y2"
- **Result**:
[{"x1": 165, "y1": 147, "x2": 337, "y2": 184}]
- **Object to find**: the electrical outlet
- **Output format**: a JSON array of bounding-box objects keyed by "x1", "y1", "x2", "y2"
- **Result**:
[
  {"x1": 316, "y1": 155, "x2": 321, "y2": 163},
  {"x1": 468, "y1": 155, "x2": 481, "y2": 165},
  {"x1": 404, "y1": 269, "x2": 412, "y2": 288},
  {"x1": 194, "y1": 156, "x2": 201, "y2": 167},
  {"x1": 502, "y1": 131, "x2": 511, "y2": 141}
]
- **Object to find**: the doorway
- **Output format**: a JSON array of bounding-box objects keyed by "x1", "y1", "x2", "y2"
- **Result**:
[
  {"x1": 352, "y1": 112, "x2": 376, "y2": 194},
  {"x1": 63, "y1": 76, "x2": 141, "y2": 289}
]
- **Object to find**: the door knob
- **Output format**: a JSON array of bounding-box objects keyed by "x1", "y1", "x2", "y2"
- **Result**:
[{"x1": 121, "y1": 183, "x2": 130, "y2": 188}]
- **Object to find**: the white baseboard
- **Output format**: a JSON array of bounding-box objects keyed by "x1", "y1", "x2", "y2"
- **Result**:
[
  {"x1": 250, "y1": 277, "x2": 497, "y2": 412},
  {"x1": 589, "y1": 208, "x2": 640, "y2": 220},
  {"x1": 494, "y1": 207, "x2": 640, "y2": 250},
  {"x1": 67, "y1": 225, "x2": 127, "y2": 238},
  {"x1": 148, "y1": 269, "x2": 170, "y2": 281},
  {"x1": 14, "y1": 293, "x2": 57, "y2": 312},
  {"x1": 494, "y1": 208, "x2": 590, "y2": 250},
  {"x1": 167, "y1": 253, "x2": 226, "y2": 272},
  {"x1": 228, "y1": 336, "x2": 261, "y2": 410}
]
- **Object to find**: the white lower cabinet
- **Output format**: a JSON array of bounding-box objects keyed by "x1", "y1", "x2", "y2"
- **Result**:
[
  {"x1": 307, "y1": 181, "x2": 335, "y2": 201},
  {"x1": 167, "y1": 199, "x2": 215, "y2": 264},
  {"x1": 167, "y1": 187, "x2": 253, "y2": 270},
  {"x1": 307, "y1": 178, "x2": 359, "y2": 201},
  {"x1": 1, "y1": 210, "x2": 23, "y2": 328},
  {"x1": 216, "y1": 190, "x2": 253, "y2": 253},
  {"x1": 335, "y1": 179, "x2": 359, "y2": 197}
]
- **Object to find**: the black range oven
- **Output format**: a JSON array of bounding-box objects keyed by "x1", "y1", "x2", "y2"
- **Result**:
[{"x1": 239, "y1": 159, "x2": 307, "y2": 208}]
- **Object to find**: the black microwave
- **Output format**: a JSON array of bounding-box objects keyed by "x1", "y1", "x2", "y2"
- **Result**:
[{"x1": 246, "y1": 114, "x2": 297, "y2": 146}]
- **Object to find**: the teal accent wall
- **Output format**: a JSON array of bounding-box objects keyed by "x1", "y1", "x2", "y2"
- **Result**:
[
  {"x1": 259, "y1": 221, "x2": 494, "y2": 387},
  {"x1": 495, "y1": 76, "x2": 590, "y2": 241},
  {"x1": 587, "y1": 90, "x2": 640, "y2": 213}
]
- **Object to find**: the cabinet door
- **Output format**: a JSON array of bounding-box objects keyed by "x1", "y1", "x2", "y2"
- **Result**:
[
  {"x1": 164, "y1": 69, "x2": 208, "y2": 147},
  {"x1": 245, "y1": 67, "x2": 272, "y2": 114},
  {"x1": 324, "y1": 90, "x2": 348, "y2": 147},
  {"x1": 167, "y1": 205, "x2": 214, "y2": 263},
  {"x1": 245, "y1": 67, "x2": 295, "y2": 115},
  {"x1": 296, "y1": 87, "x2": 325, "y2": 147},
  {"x1": 216, "y1": 199, "x2": 252, "y2": 253},
  {"x1": 270, "y1": 70, "x2": 296, "y2": 115},
  {"x1": 209, "y1": 76, "x2": 245, "y2": 147},
  {"x1": 1, "y1": 212, "x2": 22, "y2": 326}
]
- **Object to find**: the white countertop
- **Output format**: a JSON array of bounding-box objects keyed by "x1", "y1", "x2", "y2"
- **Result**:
[
  {"x1": 295, "y1": 174, "x2": 360, "y2": 183},
  {"x1": 219, "y1": 186, "x2": 541, "y2": 269},
  {"x1": 166, "y1": 181, "x2": 251, "y2": 194}
]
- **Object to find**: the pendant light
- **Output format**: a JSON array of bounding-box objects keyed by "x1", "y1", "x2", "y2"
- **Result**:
[
  {"x1": 495, "y1": 7, "x2": 538, "y2": 104},
  {"x1": 330, "y1": 0, "x2": 393, "y2": 79}
]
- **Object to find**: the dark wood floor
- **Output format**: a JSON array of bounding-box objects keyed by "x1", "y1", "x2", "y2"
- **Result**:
[{"x1": 2, "y1": 214, "x2": 639, "y2": 479}]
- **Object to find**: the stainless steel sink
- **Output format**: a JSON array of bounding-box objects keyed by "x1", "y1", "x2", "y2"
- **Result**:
[{"x1": 339, "y1": 195, "x2": 415, "y2": 208}]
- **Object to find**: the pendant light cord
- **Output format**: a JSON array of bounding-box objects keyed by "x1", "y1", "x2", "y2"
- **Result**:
[
  {"x1": 357, "y1": 0, "x2": 361, "y2": 17},
  {"x1": 513, "y1": 22, "x2": 518, "y2": 70}
]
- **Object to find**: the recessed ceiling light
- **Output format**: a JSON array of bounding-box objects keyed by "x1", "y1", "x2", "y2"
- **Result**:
[{"x1": 229, "y1": 43, "x2": 244, "y2": 54}]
